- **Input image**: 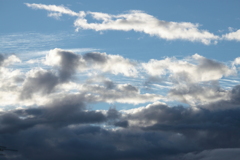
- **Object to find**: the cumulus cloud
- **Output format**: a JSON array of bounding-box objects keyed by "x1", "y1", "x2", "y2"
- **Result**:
[
  {"x1": 143, "y1": 54, "x2": 234, "y2": 83},
  {"x1": 0, "y1": 54, "x2": 21, "y2": 67},
  {"x1": 168, "y1": 82, "x2": 229, "y2": 106},
  {"x1": 20, "y1": 69, "x2": 58, "y2": 99},
  {"x1": 141, "y1": 54, "x2": 237, "y2": 105},
  {"x1": 1, "y1": 50, "x2": 240, "y2": 159},
  {"x1": 45, "y1": 48, "x2": 138, "y2": 77}
]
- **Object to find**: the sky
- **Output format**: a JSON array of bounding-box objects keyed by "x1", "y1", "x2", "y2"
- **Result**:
[{"x1": 0, "y1": 0, "x2": 240, "y2": 159}]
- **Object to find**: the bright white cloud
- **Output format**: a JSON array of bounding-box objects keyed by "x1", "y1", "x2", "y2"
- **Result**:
[
  {"x1": 25, "y1": 3, "x2": 219, "y2": 45},
  {"x1": 142, "y1": 54, "x2": 235, "y2": 83},
  {"x1": 74, "y1": 10, "x2": 219, "y2": 45},
  {"x1": 222, "y1": 29, "x2": 240, "y2": 41},
  {"x1": 233, "y1": 57, "x2": 240, "y2": 65}
]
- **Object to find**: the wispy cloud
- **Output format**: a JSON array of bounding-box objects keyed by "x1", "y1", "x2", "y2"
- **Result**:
[
  {"x1": 25, "y1": 3, "x2": 83, "y2": 17},
  {"x1": 25, "y1": 3, "x2": 221, "y2": 45}
]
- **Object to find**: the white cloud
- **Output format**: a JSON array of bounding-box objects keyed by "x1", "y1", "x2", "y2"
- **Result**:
[
  {"x1": 222, "y1": 29, "x2": 240, "y2": 41},
  {"x1": 74, "y1": 10, "x2": 219, "y2": 45},
  {"x1": 25, "y1": 3, "x2": 82, "y2": 17},
  {"x1": 45, "y1": 48, "x2": 138, "y2": 77},
  {"x1": 1, "y1": 55, "x2": 21, "y2": 66},
  {"x1": 142, "y1": 54, "x2": 235, "y2": 83},
  {"x1": 26, "y1": 3, "x2": 219, "y2": 44}
]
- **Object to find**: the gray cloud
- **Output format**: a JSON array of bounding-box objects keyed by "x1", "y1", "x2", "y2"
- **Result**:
[
  {"x1": 2, "y1": 92, "x2": 240, "y2": 159},
  {"x1": 83, "y1": 52, "x2": 108, "y2": 64},
  {"x1": 1, "y1": 96, "x2": 106, "y2": 134},
  {"x1": 20, "y1": 70, "x2": 58, "y2": 99},
  {"x1": 2, "y1": 50, "x2": 240, "y2": 159},
  {"x1": 183, "y1": 148, "x2": 240, "y2": 160},
  {"x1": 0, "y1": 54, "x2": 5, "y2": 66},
  {"x1": 55, "y1": 49, "x2": 80, "y2": 82}
]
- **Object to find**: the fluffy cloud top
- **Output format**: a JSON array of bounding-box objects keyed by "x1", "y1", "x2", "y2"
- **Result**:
[
  {"x1": 45, "y1": 48, "x2": 138, "y2": 77},
  {"x1": 1, "y1": 50, "x2": 240, "y2": 160},
  {"x1": 142, "y1": 54, "x2": 234, "y2": 83}
]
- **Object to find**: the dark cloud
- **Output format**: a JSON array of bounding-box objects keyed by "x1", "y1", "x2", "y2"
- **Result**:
[
  {"x1": 55, "y1": 50, "x2": 80, "y2": 82},
  {"x1": 114, "y1": 120, "x2": 129, "y2": 128},
  {"x1": 103, "y1": 79, "x2": 115, "y2": 89},
  {"x1": 0, "y1": 96, "x2": 106, "y2": 134},
  {"x1": 2, "y1": 96, "x2": 240, "y2": 160},
  {"x1": 182, "y1": 148, "x2": 240, "y2": 160},
  {"x1": 0, "y1": 54, "x2": 5, "y2": 66},
  {"x1": 83, "y1": 52, "x2": 108, "y2": 64},
  {"x1": 197, "y1": 84, "x2": 240, "y2": 110},
  {"x1": 20, "y1": 70, "x2": 58, "y2": 99}
]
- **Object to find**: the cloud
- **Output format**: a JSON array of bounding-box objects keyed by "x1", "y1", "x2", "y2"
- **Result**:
[
  {"x1": 78, "y1": 83, "x2": 164, "y2": 104},
  {"x1": 74, "y1": 10, "x2": 219, "y2": 45},
  {"x1": 222, "y1": 29, "x2": 240, "y2": 41},
  {"x1": 45, "y1": 48, "x2": 138, "y2": 77},
  {"x1": 20, "y1": 69, "x2": 59, "y2": 99},
  {"x1": 0, "y1": 54, "x2": 21, "y2": 67},
  {"x1": 24, "y1": 3, "x2": 83, "y2": 17},
  {"x1": 168, "y1": 82, "x2": 229, "y2": 105},
  {"x1": 143, "y1": 54, "x2": 234, "y2": 83},
  {"x1": 2, "y1": 99, "x2": 240, "y2": 159},
  {"x1": 183, "y1": 148, "x2": 240, "y2": 160},
  {"x1": 25, "y1": 3, "x2": 219, "y2": 45}
]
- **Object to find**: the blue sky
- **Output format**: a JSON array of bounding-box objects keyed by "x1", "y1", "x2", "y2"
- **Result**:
[
  {"x1": 1, "y1": 1, "x2": 240, "y2": 160},
  {"x1": 1, "y1": 0, "x2": 240, "y2": 61}
]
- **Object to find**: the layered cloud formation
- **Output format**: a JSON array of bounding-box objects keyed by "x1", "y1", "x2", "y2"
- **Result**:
[
  {"x1": 25, "y1": 3, "x2": 240, "y2": 45},
  {"x1": 1, "y1": 48, "x2": 240, "y2": 159},
  {"x1": 1, "y1": 3, "x2": 240, "y2": 160}
]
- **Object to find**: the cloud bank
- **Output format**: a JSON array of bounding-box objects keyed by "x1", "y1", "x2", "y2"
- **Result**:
[{"x1": 1, "y1": 48, "x2": 240, "y2": 159}]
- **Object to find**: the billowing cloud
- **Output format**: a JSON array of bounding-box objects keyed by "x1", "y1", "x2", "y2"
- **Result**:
[
  {"x1": 143, "y1": 54, "x2": 234, "y2": 83},
  {"x1": 1, "y1": 50, "x2": 240, "y2": 159},
  {"x1": 168, "y1": 82, "x2": 229, "y2": 105},
  {"x1": 20, "y1": 69, "x2": 58, "y2": 99},
  {"x1": 45, "y1": 48, "x2": 138, "y2": 77},
  {"x1": 2, "y1": 96, "x2": 240, "y2": 159},
  {"x1": 0, "y1": 54, "x2": 21, "y2": 67}
]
